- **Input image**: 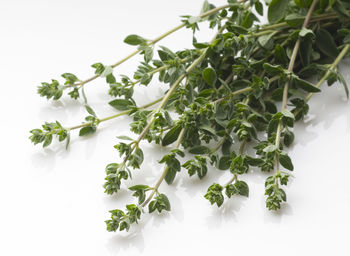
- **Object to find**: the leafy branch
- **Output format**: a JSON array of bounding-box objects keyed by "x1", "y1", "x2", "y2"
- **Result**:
[{"x1": 31, "y1": 0, "x2": 350, "y2": 233}]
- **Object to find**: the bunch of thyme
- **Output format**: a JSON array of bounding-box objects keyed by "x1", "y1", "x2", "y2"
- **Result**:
[{"x1": 30, "y1": 0, "x2": 350, "y2": 232}]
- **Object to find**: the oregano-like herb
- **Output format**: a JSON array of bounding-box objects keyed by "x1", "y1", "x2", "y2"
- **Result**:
[{"x1": 31, "y1": 0, "x2": 350, "y2": 233}]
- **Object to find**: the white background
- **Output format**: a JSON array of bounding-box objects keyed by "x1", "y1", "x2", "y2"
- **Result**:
[{"x1": 1, "y1": 0, "x2": 350, "y2": 255}]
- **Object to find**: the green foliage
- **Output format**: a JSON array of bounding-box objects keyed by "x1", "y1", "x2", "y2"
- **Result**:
[
  {"x1": 225, "y1": 180, "x2": 249, "y2": 198},
  {"x1": 204, "y1": 183, "x2": 224, "y2": 207},
  {"x1": 105, "y1": 204, "x2": 142, "y2": 232},
  {"x1": 149, "y1": 193, "x2": 171, "y2": 213},
  {"x1": 31, "y1": 0, "x2": 350, "y2": 233},
  {"x1": 124, "y1": 34, "x2": 147, "y2": 46},
  {"x1": 268, "y1": 0, "x2": 289, "y2": 24},
  {"x1": 29, "y1": 121, "x2": 70, "y2": 149},
  {"x1": 183, "y1": 155, "x2": 208, "y2": 179},
  {"x1": 37, "y1": 80, "x2": 63, "y2": 100}
]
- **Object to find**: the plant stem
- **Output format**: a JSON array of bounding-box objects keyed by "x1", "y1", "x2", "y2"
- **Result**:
[
  {"x1": 214, "y1": 87, "x2": 252, "y2": 104},
  {"x1": 130, "y1": 57, "x2": 191, "y2": 87},
  {"x1": 306, "y1": 44, "x2": 350, "y2": 101},
  {"x1": 116, "y1": 27, "x2": 225, "y2": 175},
  {"x1": 260, "y1": 9, "x2": 346, "y2": 32},
  {"x1": 274, "y1": 0, "x2": 319, "y2": 170},
  {"x1": 141, "y1": 128, "x2": 186, "y2": 208},
  {"x1": 73, "y1": 4, "x2": 232, "y2": 88},
  {"x1": 67, "y1": 96, "x2": 163, "y2": 130}
]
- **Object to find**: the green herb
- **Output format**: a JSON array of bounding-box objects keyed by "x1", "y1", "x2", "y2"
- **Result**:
[{"x1": 31, "y1": 0, "x2": 350, "y2": 232}]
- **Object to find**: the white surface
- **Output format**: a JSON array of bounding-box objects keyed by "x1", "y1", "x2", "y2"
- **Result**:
[{"x1": 1, "y1": 0, "x2": 350, "y2": 255}]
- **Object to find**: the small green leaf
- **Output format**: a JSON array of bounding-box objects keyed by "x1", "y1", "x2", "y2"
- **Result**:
[
  {"x1": 159, "y1": 194, "x2": 171, "y2": 211},
  {"x1": 116, "y1": 135, "x2": 133, "y2": 141},
  {"x1": 338, "y1": 72, "x2": 349, "y2": 99},
  {"x1": 258, "y1": 32, "x2": 276, "y2": 49},
  {"x1": 189, "y1": 146, "x2": 211, "y2": 154},
  {"x1": 263, "y1": 63, "x2": 285, "y2": 76},
  {"x1": 255, "y1": 1, "x2": 264, "y2": 16},
  {"x1": 85, "y1": 104, "x2": 97, "y2": 117},
  {"x1": 43, "y1": 134, "x2": 52, "y2": 147},
  {"x1": 109, "y1": 99, "x2": 135, "y2": 111},
  {"x1": 124, "y1": 34, "x2": 146, "y2": 45},
  {"x1": 292, "y1": 76, "x2": 321, "y2": 93},
  {"x1": 164, "y1": 167, "x2": 177, "y2": 185},
  {"x1": 263, "y1": 145, "x2": 278, "y2": 153},
  {"x1": 281, "y1": 109, "x2": 295, "y2": 120},
  {"x1": 162, "y1": 125, "x2": 182, "y2": 146},
  {"x1": 299, "y1": 28, "x2": 314, "y2": 38},
  {"x1": 202, "y1": 67, "x2": 217, "y2": 87},
  {"x1": 79, "y1": 126, "x2": 96, "y2": 137},
  {"x1": 316, "y1": 29, "x2": 339, "y2": 58},
  {"x1": 245, "y1": 156, "x2": 264, "y2": 166},
  {"x1": 128, "y1": 184, "x2": 150, "y2": 191},
  {"x1": 268, "y1": 0, "x2": 289, "y2": 24},
  {"x1": 100, "y1": 66, "x2": 113, "y2": 78},
  {"x1": 333, "y1": 1, "x2": 350, "y2": 18},
  {"x1": 188, "y1": 16, "x2": 201, "y2": 24},
  {"x1": 275, "y1": 44, "x2": 288, "y2": 65},
  {"x1": 218, "y1": 155, "x2": 231, "y2": 170},
  {"x1": 285, "y1": 13, "x2": 305, "y2": 27},
  {"x1": 234, "y1": 180, "x2": 249, "y2": 197},
  {"x1": 284, "y1": 130, "x2": 294, "y2": 147},
  {"x1": 279, "y1": 152, "x2": 294, "y2": 171}
]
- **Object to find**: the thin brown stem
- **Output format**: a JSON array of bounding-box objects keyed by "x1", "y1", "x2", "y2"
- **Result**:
[{"x1": 274, "y1": 0, "x2": 319, "y2": 169}]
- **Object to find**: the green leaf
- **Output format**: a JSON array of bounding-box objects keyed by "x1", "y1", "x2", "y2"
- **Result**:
[
  {"x1": 165, "y1": 167, "x2": 176, "y2": 185},
  {"x1": 79, "y1": 126, "x2": 96, "y2": 137},
  {"x1": 162, "y1": 125, "x2": 182, "y2": 146},
  {"x1": 116, "y1": 135, "x2": 134, "y2": 141},
  {"x1": 85, "y1": 104, "x2": 97, "y2": 117},
  {"x1": 234, "y1": 180, "x2": 249, "y2": 197},
  {"x1": 333, "y1": 1, "x2": 350, "y2": 18},
  {"x1": 268, "y1": 0, "x2": 289, "y2": 24},
  {"x1": 338, "y1": 72, "x2": 349, "y2": 99},
  {"x1": 100, "y1": 66, "x2": 113, "y2": 78},
  {"x1": 285, "y1": 13, "x2": 305, "y2": 28},
  {"x1": 159, "y1": 194, "x2": 171, "y2": 211},
  {"x1": 109, "y1": 99, "x2": 135, "y2": 111},
  {"x1": 263, "y1": 145, "x2": 278, "y2": 153},
  {"x1": 279, "y1": 152, "x2": 294, "y2": 171},
  {"x1": 258, "y1": 32, "x2": 276, "y2": 49},
  {"x1": 263, "y1": 63, "x2": 285, "y2": 76},
  {"x1": 91, "y1": 63, "x2": 105, "y2": 75},
  {"x1": 275, "y1": 44, "x2": 288, "y2": 65},
  {"x1": 202, "y1": 67, "x2": 217, "y2": 87},
  {"x1": 299, "y1": 28, "x2": 314, "y2": 38},
  {"x1": 189, "y1": 146, "x2": 211, "y2": 154},
  {"x1": 283, "y1": 129, "x2": 294, "y2": 147},
  {"x1": 218, "y1": 155, "x2": 231, "y2": 170},
  {"x1": 245, "y1": 156, "x2": 264, "y2": 166},
  {"x1": 61, "y1": 73, "x2": 78, "y2": 85},
  {"x1": 281, "y1": 109, "x2": 295, "y2": 120},
  {"x1": 43, "y1": 134, "x2": 52, "y2": 147},
  {"x1": 198, "y1": 88, "x2": 216, "y2": 98},
  {"x1": 65, "y1": 133, "x2": 70, "y2": 150},
  {"x1": 148, "y1": 201, "x2": 157, "y2": 213},
  {"x1": 124, "y1": 34, "x2": 146, "y2": 45},
  {"x1": 316, "y1": 29, "x2": 339, "y2": 58},
  {"x1": 255, "y1": 1, "x2": 264, "y2": 16},
  {"x1": 188, "y1": 16, "x2": 201, "y2": 24},
  {"x1": 292, "y1": 76, "x2": 321, "y2": 93},
  {"x1": 128, "y1": 184, "x2": 150, "y2": 191}
]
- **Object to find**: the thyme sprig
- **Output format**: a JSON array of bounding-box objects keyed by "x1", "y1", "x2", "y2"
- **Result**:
[{"x1": 31, "y1": 0, "x2": 350, "y2": 232}]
